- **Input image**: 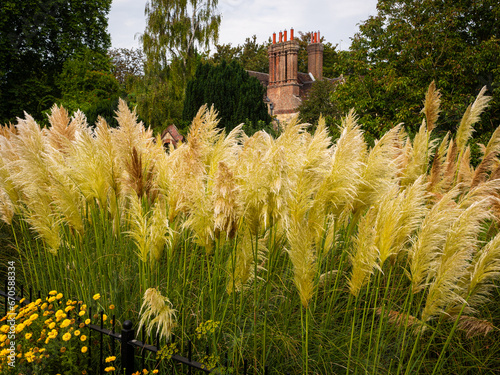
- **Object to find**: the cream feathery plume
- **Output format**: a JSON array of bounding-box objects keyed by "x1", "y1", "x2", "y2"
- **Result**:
[
  {"x1": 65, "y1": 117, "x2": 115, "y2": 208},
  {"x1": 471, "y1": 126, "x2": 500, "y2": 188},
  {"x1": 138, "y1": 288, "x2": 177, "y2": 341},
  {"x1": 313, "y1": 109, "x2": 365, "y2": 219},
  {"x1": 421, "y1": 81, "x2": 441, "y2": 132},
  {"x1": 227, "y1": 226, "x2": 267, "y2": 293},
  {"x1": 400, "y1": 120, "x2": 438, "y2": 187},
  {"x1": 377, "y1": 176, "x2": 429, "y2": 265},
  {"x1": 457, "y1": 145, "x2": 473, "y2": 188},
  {"x1": 126, "y1": 193, "x2": 171, "y2": 263},
  {"x1": 455, "y1": 86, "x2": 491, "y2": 153},
  {"x1": 409, "y1": 187, "x2": 461, "y2": 293},
  {"x1": 355, "y1": 124, "x2": 402, "y2": 209},
  {"x1": 0, "y1": 134, "x2": 20, "y2": 223},
  {"x1": 46, "y1": 104, "x2": 78, "y2": 152},
  {"x1": 428, "y1": 132, "x2": 450, "y2": 195},
  {"x1": 149, "y1": 198, "x2": 171, "y2": 262},
  {"x1": 45, "y1": 148, "x2": 85, "y2": 235},
  {"x1": 126, "y1": 193, "x2": 150, "y2": 263},
  {"x1": 236, "y1": 130, "x2": 275, "y2": 235},
  {"x1": 213, "y1": 161, "x2": 240, "y2": 239},
  {"x1": 9, "y1": 114, "x2": 60, "y2": 253},
  {"x1": 286, "y1": 212, "x2": 317, "y2": 307},
  {"x1": 421, "y1": 199, "x2": 491, "y2": 323},
  {"x1": 460, "y1": 228, "x2": 500, "y2": 315},
  {"x1": 283, "y1": 119, "x2": 333, "y2": 307},
  {"x1": 348, "y1": 207, "x2": 379, "y2": 297}
]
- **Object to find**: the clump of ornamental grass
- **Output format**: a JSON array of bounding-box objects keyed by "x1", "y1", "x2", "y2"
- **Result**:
[{"x1": 138, "y1": 288, "x2": 177, "y2": 341}]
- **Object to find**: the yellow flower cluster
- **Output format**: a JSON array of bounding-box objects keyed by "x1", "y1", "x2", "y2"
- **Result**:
[
  {"x1": 0, "y1": 290, "x2": 90, "y2": 372},
  {"x1": 195, "y1": 320, "x2": 220, "y2": 339}
]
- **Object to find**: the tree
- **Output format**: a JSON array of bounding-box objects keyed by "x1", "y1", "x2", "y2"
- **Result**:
[
  {"x1": 182, "y1": 60, "x2": 271, "y2": 132},
  {"x1": 109, "y1": 48, "x2": 145, "y2": 87},
  {"x1": 140, "y1": 0, "x2": 221, "y2": 79},
  {"x1": 298, "y1": 79, "x2": 339, "y2": 132},
  {"x1": 57, "y1": 48, "x2": 121, "y2": 126},
  {"x1": 211, "y1": 36, "x2": 269, "y2": 73},
  {"x1": 136, "y1": 0, "x2": 221, "y2": 131},
  {"x1": 0, "y1": 0, "x2": 112, "y2": 123},
  {"x1": 331, "y1": 0, "x2": 500, "y2": 145}
]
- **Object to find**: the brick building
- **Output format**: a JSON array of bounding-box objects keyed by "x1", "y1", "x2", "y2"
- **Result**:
[{"x1": 248, "y1": 29, "x2": 337, "y2": 123}]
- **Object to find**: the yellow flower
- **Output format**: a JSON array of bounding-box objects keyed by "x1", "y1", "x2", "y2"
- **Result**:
[
  {"x1": 35, "y1": 299, "x2": 42, "y2": 305},
  {"x1": 48, "y1": 297, "x2": 56, "y2": 303},
  {"x1": 62, "y1": 332, "x2": 71, "y2": 341},
  {"x1": 56, "y1": 293, "x2": 63, "y2": 300},
  {"x1": 93, "y1": 294, "x2": 101, "y2": 300},
  {"x1": 79, "y1": 322, "x2": 85, "y2": 329},
  {"x1": 65, "y1": 306, "x2": 74, "y2": 312},
  {"x1": 49, "y1": 291, "x2": 57, "y2": 296},
  {"x1": 15, "y1": 323, "x2": 25, "y2": 333},
  {"x1": 49, "y1": 322, "x2": 56, "y2": 329},
  {"x1": 20, "y1": 298, "x2": 25, "y2": 304},
  {"x1": 79, "y1": 311, "x2": 86, "y2": 317},
  {"x1": 80, "y1": 335, "x2": 87, "y2": 341},
  {"x1": 109, "y1": 304, "x2": 115, "y2": 310},
  {"x1": 81, "y1": 346, "x2": 88, "y2": 353},
  {"x1": 60, "y1": 319, "x2": 71, "y2": 329},
  {"x1": 103, "y1": 314, "x2": 107, "y2": 321},
  {"x1": 105, "y1": 356, "x2": 116, "y2": 362},
  {"x1": 1, "y1": 325, "x2": 9, "y2": 333},
  {"x1": 152, "y1": 370, "x2": 159, "y2": 374},
  {"x1": 25, "y1": 333, "x2": 33, "y2": 340},
  {"x1": 142, "y1": 370, "x2": 149, "y2": 374},
  {"x1": 60, "y1": 347, "x2": 66, "y2": 353},
  {"x1": 74, "y1": 330, "x2": 81, "y2": 336},
  {"x1": 105, "y1": 367, "x2": 116, "y2": 372},
  {"x1": 29, "y1": 313, "x2": 39, "y2": 321},
  {"x1": 85, "y1": 319, "x2": 91, "y2": 325}
]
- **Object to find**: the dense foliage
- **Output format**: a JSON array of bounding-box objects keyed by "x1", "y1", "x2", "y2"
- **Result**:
[
  {"x1": 0, "y1": 0, "x2": 112, "y2": 124},
  {"x1": 331, "y1": 0, "x2": 500, "y2": 146},
  {"x1": 57, "y1": 48, "x2": 121, "y2": 126},
  {"x1": 183, "y1": 60, "x2": 271, "y2": 132}
]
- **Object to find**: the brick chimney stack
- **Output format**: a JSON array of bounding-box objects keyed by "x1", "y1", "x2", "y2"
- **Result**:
[
  {"x1": 267, "y1": 27, "x2": 300, "y2": 115},
  {"x1": 307, "y1": 31, "x2": 324, "y2": 80}
]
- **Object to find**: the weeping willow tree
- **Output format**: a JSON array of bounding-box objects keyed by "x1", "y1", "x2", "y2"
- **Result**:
[{"x1": 134, "y1": 0, "x2": 221, "y2": 131}]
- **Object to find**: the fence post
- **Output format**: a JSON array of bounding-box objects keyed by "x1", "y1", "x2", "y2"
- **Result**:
[{"x1": 121, "y1": 320, "x2": 135, "y2": 375}]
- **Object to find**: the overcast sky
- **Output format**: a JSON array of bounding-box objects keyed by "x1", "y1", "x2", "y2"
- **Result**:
[{"x1": 108, "y1": 0, "x2": 379, "y2": 52}]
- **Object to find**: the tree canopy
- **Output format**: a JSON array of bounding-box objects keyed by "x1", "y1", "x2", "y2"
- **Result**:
[
  {"x1": 332, "y1": 0, "x2": 500, "y2": 145},
  {"x1": 0, "y1": 0, "x2": 112, "y2": 123},
  {"x1": 183, "y1": 60, "x2": 271, "y2": 132}
]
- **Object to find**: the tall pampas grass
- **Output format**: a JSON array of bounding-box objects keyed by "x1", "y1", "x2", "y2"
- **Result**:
[
  {"x1": 421, "y1": 199, "x2": 492, "y2": 322},
  {"x1": 348, "y1": 207, "x2": 379, "y2": 297},
  {"x1": 456, "y1": 86, "x2": 492, "y2": 153},
  {"x1": 409, "y1": 188, "x2": 462, "y2": 293}
]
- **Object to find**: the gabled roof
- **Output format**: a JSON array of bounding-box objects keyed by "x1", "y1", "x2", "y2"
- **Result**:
[{"x1": 161, "y1": 124, "x2": 184, "y2": 148}]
